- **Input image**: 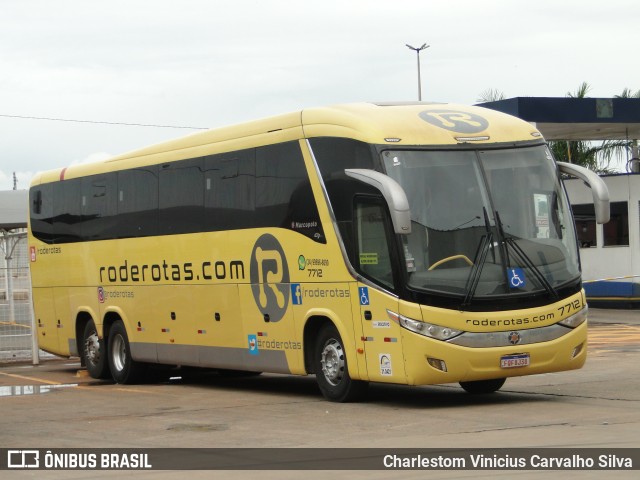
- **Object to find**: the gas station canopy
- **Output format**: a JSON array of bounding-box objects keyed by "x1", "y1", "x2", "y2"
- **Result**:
[{"x1": 477, "y1": 97, "x2": 640, "y2": 141}]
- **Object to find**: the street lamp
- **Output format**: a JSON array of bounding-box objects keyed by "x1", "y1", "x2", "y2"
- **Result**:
[{"x1": 406, "y1": 43, "x2": 430, "y2": 101}]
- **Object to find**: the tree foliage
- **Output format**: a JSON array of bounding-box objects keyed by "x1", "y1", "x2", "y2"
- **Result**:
[
  {"x1": 615, "y1": 88, "x2": 640, "y2": 98},
  {"x1": 476, "y1": 88, "x2": 506, "y2": 103},
  {"x1": 477, "y1": 83, "x2": 636, "y2": 173},
  {"x1": 547, "y1": 83, "x2": 632, "y2": 173}
]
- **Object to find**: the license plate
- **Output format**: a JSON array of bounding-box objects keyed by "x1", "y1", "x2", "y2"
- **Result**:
[{"x1": 500, "y1": 354, "x2": 530, "y2": 368}]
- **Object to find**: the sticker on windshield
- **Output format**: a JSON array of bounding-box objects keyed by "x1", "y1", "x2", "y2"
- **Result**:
[
  {"x1": 507, "y1": 268, "x2": 526, "y2": 289},
  {"x1": 359, "y1": 253, "x2": 379, "y2": 265}
]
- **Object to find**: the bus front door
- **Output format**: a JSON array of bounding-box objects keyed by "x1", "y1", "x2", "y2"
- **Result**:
[
  {"x1": 358, "y1": 286, "x2": 406, "y2": 383},
  {"x1": 354, "y1": 199, "x2": 406, "y2": 383}
]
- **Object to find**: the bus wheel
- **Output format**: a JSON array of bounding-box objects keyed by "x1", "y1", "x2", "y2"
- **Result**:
[
  {"x1": 314, "y1": 324, "x2": 368, "y2": 402},
  {"x1": 459, "y1": 378, "x2": 506, "y2": 394},
  {"x1": 82, "y1": 320, "x2": 110, "y2": 379},
  {"x1": 108, "y1": 320, "x2": 145, "y2": 384}
]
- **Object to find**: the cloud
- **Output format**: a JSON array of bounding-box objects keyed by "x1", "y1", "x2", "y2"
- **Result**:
[
  {"x1": 0, "y1": 0, "x2": 638, "y2": 181},
  {"x1": 0, "y1": 153, "x2": 112, "y2": 191}
]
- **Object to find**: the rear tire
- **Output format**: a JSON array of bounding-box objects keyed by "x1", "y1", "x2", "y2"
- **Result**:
[
  {"x1": 459, "y1": 378, "x2": 506, "y2": 394},
  {"x1": 108, "y1": 320, "x2": 146, "y2": 384},
  {"x1": 81, "y1": 320, "x2": 110, "y2": 379},
  {"x1": 314, "y1": 324, "x2": 368, "y2": 402}
]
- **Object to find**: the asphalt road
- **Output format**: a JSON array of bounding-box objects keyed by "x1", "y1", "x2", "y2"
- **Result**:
[{"x1": 0, "y1": 307, "x2": 638, "y2": 479}]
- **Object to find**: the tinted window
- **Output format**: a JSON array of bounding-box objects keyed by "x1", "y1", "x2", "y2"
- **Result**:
[
  {"x1": 355, "y1": 199, "x2": 395, "y2": 290},
  {"x1": 82, "y1": 173, "x2": 117, "y2": 240},
  {"x1": 603, "y1": 201, "x2": 629, "y2": 246},
  {"x1": 117, "y1": 167, "x2": 158, "y2": 238},
  {"x1": 256, "y1": 142, "x2": 324, "y2": 242},
  {"x1": 30, "y1": 142, "x2": 324, "y2": 244},
  {"x1": 52, "y1": 179, "x2": 82, "y2": 243},
  {"x1": 572, "y1": 204, "x2": 597, "y2": 248},
  {"x1": 309, "y1": 137, "x2": 376, "y2": 181},
  {"x1": 159, "y1": 159, "x2": 204, "y2": 235},
  {"x1": 29, "y1": 183, "x2": 54, "y2": 243},
  {"x1": 204, "y1": 149, "x2": 255, "y2": 231}
]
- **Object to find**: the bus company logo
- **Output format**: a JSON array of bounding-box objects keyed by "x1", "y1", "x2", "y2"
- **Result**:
[
  {"x1": 97, "y1": 287, "x2": 105, "y2": 303},
  {"x1": 419, "y1": 109, "x2": 489, "y2": 134},
  {"x1": 508, "y1": 331, "x2": 522, "y2": 345},
  {"x1": 250, "y1": 234, "x2": 290, "y2": 322}
]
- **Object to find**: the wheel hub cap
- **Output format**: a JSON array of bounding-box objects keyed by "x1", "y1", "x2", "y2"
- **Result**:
[{"x1": 320, "y1": 339, "x2": 344, "y2": 386}]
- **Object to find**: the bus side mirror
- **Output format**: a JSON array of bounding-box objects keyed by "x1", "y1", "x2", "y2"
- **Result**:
[
  {"x1": 558, "y1": 162, "x2": 610, "y2": 224},
  {"x1": 344, "y1": 168, "x2": 412, "y2": 234}
]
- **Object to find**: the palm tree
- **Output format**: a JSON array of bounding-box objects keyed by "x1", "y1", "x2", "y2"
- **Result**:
[
  {"x1": 477, "y1": 83, "x2": 636, "y2": 172},
  {"x1": 567, "y1": 81, "x2": 591, "y2": 98},
  {"x1": 615, "y1": 88, "x2": 640, "y2": 98},
  {"x1": 476, "y1": 88, "x2": 505, "y2": 103},
  {"x1": 548, "y1": 83, "x2": 631, "y2": 174}
]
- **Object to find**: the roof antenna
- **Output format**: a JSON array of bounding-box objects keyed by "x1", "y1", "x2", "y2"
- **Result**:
[{"x1": 12, "y1": 172, "x2": 17, "y2": 190}]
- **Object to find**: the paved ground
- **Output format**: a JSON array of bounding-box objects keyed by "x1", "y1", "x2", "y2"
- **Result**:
[{"x1": 0, "y1": 307, "x2": 638, "y2": 479}]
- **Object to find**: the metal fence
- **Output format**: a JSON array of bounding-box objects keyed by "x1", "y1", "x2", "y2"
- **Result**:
[{"x1": 1, "y1": 230, "x2": 39, "y2": 363}]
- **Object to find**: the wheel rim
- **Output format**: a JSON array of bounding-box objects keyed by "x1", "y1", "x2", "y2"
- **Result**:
[
  {"x1": 320, "y1": 338, "x2": 344, "y2": 386},
  {"x1": 111, "y1": 334, "x2": 127, "y2": 372},
  {"x1": 84, "y1": 331, "x2": 101, "y2": 366}
]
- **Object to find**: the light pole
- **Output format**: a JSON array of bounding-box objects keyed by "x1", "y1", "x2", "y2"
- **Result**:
[{"x1": 406, "y1": 43, "x2": 429, "y2": 101}]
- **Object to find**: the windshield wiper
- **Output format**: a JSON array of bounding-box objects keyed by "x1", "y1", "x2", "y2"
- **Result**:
[
  {"x1": 495, "y1": 211, "x2": 559, "y2": 300},
  {"x1": 462, "y1": 207, "x2": 493, "y2": 307}
]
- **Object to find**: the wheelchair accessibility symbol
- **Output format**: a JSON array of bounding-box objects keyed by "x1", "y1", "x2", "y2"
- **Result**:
[
  {"x1": 359, "y1": 287, "x2": 370, "y2": 305},
  {"x1": 508, "y1": 268, "x2": 526, "y2": 289}
]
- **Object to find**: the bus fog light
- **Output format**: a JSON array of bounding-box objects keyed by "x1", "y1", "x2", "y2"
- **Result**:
[
  {"x1": 571, "y1": 342, "x2": 584, "y2": 359},
  {"x1": 427, "y1": 357, "x2": 447, "y2": 372}
]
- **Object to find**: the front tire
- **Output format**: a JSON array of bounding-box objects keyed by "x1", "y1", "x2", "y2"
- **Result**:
[
  {"x1": 108, "y1": 320, "x2": 146, "y2": 384},
  {"x1": 459, "y1": 378, "x2": 506, "y2": 394},
  {"x1": 81, "y1": 320, "x2": 110, "y2": 379},
  {"x1": 314, "y1": 324, "x2": 368, "y2": 402}
]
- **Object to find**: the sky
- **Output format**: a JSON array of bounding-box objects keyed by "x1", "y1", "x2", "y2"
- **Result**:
[{"x1": 1, "y1": 0, "x2": 638, "y2": 190}]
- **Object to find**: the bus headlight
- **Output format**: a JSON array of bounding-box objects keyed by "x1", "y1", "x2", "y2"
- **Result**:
[
  {"x1": 558, "y1": 306, "x2": 588, "y2": 328},
  {"x1": 388, "y1": 310, "x2": 463, "y2": 341}
]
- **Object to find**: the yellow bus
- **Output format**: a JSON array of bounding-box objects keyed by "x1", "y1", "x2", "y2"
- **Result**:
[{"x1": 28, "y1": 102, "x2": 609, "y2": 401}]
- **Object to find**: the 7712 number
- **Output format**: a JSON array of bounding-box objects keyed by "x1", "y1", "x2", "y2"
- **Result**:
[{"x1": 557, "y1": 299, "x2": 582, "y2": 316}]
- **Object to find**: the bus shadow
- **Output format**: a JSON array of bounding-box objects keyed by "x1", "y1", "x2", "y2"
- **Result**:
[{"x1": 169, "y1": 372, "x2": 547, "y2": 409}]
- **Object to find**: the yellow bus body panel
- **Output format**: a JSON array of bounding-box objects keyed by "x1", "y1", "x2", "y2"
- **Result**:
[
  {"x1": 402, "y1": 321, "x2": 587, "y2": 385},
  {"x1": 28, "y1": 102, "x2": 584, "y2": 388}
]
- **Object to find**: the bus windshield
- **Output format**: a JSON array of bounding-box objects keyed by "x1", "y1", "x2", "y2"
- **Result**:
[{"x1": 382, "y1": 145, "x2": 580, "y2": 302}]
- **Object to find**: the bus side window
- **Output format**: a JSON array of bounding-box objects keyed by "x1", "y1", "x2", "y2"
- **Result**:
[
  {"x1": 355, "y1": 199, "x2": 395, "y2": 290},
  {"x1": 52, "y1": 179, "x2": 82, "y2": 243},
  {"x1": 204, "y1": 149, "x2": 256, "y2": 231},
  {"x1": 30, "y1": 184, "x2": 54, "y2": 243},
  {"x1": 117, "y1": 167, "x2": 159, "y2": 238},
  {"x1": 159, "y1": 158, "x2": 204, "y2": 235},
  {"x1": 82, "y1": 173, "x2": 117, "y2": 240},
  {"x1": 256, "y1": 142, "x2": 324, "y2": 242}
]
